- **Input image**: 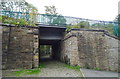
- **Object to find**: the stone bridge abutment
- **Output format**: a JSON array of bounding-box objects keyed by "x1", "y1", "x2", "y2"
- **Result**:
[{"x1": 1, "y1": 25, "x2": 119, "y2": 72}]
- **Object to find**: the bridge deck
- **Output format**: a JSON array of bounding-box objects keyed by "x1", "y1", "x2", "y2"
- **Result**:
[{"x1": 38, "y1": 25, "x2": 66, "y2": 41}]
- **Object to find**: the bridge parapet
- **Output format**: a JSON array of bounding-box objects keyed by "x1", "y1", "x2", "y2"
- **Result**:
[{"x1": 0, "y1": 10, "x2": 119, "y2": 36}]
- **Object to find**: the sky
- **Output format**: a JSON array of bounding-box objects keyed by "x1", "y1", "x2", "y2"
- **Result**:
[{"x1": 25, "y1": 0, "x2": 120, "y2": 21}]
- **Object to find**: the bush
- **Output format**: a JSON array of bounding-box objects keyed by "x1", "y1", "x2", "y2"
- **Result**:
[
  {"x1": 94, "y1": 67, "x2": 102, "y2": 71},
  {"x1": 66, "y1": 25, "x2": 80, "y2": 31},
  {"x1": 0, "y1": 15, "x2": 36, "y2": 26}
]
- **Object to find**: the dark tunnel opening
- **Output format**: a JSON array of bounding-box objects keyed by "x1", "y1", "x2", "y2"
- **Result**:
[
  {"x1": 38, "y1": 26, "x2": 66, "y2": 64},
  {"x1": 39, "y1": 40, "x2": 61, "y2": 63}
]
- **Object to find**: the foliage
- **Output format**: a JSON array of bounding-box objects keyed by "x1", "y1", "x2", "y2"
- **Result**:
[
  {"x1": 114, "y1": 14, "x2": 120, "y2": 22},
  {"x1": 39, "y1": 64, "x2": 46, "y2": 68},
  {"x1": 1, "y1": 0, "x2": 38, "y2": 24},
  {"x1": 64, "y1": 64, "x2": 80, "y2": 70},
  {"x1": 40, "y1": 45, "x2": 51, "y2": 56},
  {"x1": 66, "y1": 25, "x2": 80, "y2": 31},
  {"x1": 15, "y1": 68, "x2": 41, "y2": 76},
  {"x1": 104, "y1": 24, "x2": 114, "y2": 34},
  {"x1": 40, "y1": 45, "x2": 50, "y2": 52},
  {"x1": 1, "y1": 0, "x2": 38, "y2": 13},
  {"x1": 18, "y1": 19, "x2": 28, "y2": 26},
  {"x1": 44, "y1": 6, "x2": 67, "y2": 26},
  {"x1": 14, "y1": 64, "x2": 46, "y2": 76},
  {"x1": 0, "y1": 16, "x2": 2, "y2": 22},
  {"x1": 94, "y1": 67, "x2": 102, "y2": 71},
  {"x1": 77, "y1": 21, "x2": 89, "y2": 28},
  {"x1": 118, "y1": 25, "x2": 120, "y2": 38},
  {"x1": 29, "y1": 4, "x2": 38, "y2": 24},
  {"x1": 115, "y1": 14, "x2": 120, "y2": 37},
  {"x1": 51, "y1": 15, "x2": 67, "y2": 26},
  {"x1": 0, "y1": 15, "x2": 36, "y2": 26},
  {"x1": 66, "y1": 21, "x2": 90, "y2": 31},
  {"x1": 91, "y1": 23, "x2": 103, "y2": 28},
  {"x1": 45, "y1": 5, "x2": 58, "y2": 15}
]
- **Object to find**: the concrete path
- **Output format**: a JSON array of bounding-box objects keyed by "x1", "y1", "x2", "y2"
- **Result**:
[{"x1": 81, "y1": 68, "x2": 119, "y2": 77}]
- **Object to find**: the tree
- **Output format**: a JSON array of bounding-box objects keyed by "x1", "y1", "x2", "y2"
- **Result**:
[
  {"x1": 117, "y1": 14, "x2": 120, "y2": 37},
  {"x1": 40, "y1": 45, "x2": 51, "y2": 56},
  {"x1": 29, "y1": 4, "x2": 38, "y2": 24},
  {"x1": 44, "y1": 5, "x2": 66, "y2": 26},
  {"x1": 1, "y1": 0, "x2": 38, "y2": 24},
  {"x1": 114, "y1": 14, "x2": 120, "y2": 22},
  {"x1": 66, "y1": 25, "x2": 80, "y2": 31},
  {"x1": 77, "y1": 21, "x2": 89, "y2": 28},
  {"x1": 45, "y1": 5, "x2": 58, "y2": 15},
  {"x1": 114, "y1": 14, "x2": 120, "y2": 37},
  {"x1": 51, "y1": 15, "x2": 67, "y2": 26}
]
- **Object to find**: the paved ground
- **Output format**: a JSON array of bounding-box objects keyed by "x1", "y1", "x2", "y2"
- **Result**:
[
  {"x1": 28, "y1": 58, "x2": 83, "y2": 77},
  {"x1": 2, "y1": 57, "x2": 83, "y2": 77},
  {"x1": 2, "y1": 56, "x2": 119, "y2": 78},
  {"x1": 81, "y1": 68, "x2": 119, "y2": 77}
]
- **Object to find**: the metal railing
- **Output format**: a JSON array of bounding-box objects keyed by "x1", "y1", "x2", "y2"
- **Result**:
[{"x1": 0, "y1": 10, "x2": 119, "y2": 36}]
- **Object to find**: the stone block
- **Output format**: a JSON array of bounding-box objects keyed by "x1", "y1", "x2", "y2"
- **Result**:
[{"x1": 2, "y1": 26, "x2": 35, "y2": 69}]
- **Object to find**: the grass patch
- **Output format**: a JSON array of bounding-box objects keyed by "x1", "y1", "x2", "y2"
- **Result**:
[
  {"x1": 39, "y1": 64, "x2": 46, "y2": 68},
  {"x1": 15, "y1": 64, "x2": 45, "y2": 77},
  {"x1": 15, "y1": 70, "x2": 24, "y2": 76},
  {"x1": 94, "y1": 67, "x2": 102, "y2": 71},
  {"x1": 64, "y1": 64, "x2": 80, "y2": 70},
  {"x1": 15, "y1": 68, "x2": 41, "y2": 76},
  {"x1": 15, "y1": 64, "x2": 46, "y2": 76},
  {"x1": 23, "y1": 69, "x2": 40, "y2": 75}
]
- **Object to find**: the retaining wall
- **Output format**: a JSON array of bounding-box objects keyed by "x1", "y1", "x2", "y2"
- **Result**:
[
  {"x1": 0, "y1": 26, "x2": 2, "y2": 77},
  {"x1": 2, "y1": 26, "x2": 39, "y2": 69},
  {"x1": 61, "y1": 29, "x2": 119, "y2": 72}
]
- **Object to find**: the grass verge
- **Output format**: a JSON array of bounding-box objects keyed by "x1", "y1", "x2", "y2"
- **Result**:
[
  {"x1": 15, "y1": 64, "x2": 45, "y2": 76},
  {"x1": 15, "y1": 68, "x2": 41, "y2": 76},
  {"x1": 64, "y1": 64, "x2": 80, "y2": 70}
]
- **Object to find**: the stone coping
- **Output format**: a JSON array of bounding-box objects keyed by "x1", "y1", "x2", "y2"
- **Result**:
[
  {"x1": 67, "y1": 28, "x2": 119, "y2": 40},
  {"x1": 0, "y1": 23, "x2": 38, "y2": 29},
  {"x1": 68, "y1": 28, "x2": 106, "y2": 33}
]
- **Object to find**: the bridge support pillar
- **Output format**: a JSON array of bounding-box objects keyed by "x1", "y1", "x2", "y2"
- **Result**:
[{"x1": 33, "y1": 34, "x2": 39, "y2": 68}]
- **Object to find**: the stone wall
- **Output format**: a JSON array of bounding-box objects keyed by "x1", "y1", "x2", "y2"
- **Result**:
[
  {"x1": 61, "y1": 29, "x2": 119, "y2": 72},
  {"x1": 61, "y1": 32, "x2": 79, "y2": 65},
  {"x1": 105, "y1": 35, "x2": 118, "y2": 71},
  {"x1": 33, "y1": 33, "x2": 39, "y2": 68},
  {"x1": 0, "y1": 26, "x2": 2, "y2": 77},
  {"x1": 2, "y1": 26, "x2": 39, "y2": 69},
  {"x1": 77, "y1": 30, "x2": 109, "y2": 70}
]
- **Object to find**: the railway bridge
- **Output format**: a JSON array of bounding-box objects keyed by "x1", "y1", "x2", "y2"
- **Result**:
[{"x1": 0, "y1": 11, "x2": 119, "y2": 72}]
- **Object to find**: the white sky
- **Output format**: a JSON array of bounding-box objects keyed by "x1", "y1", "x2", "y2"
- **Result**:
[{"x1": 25, "y1": 0, "x2": 120, "y2": 21}]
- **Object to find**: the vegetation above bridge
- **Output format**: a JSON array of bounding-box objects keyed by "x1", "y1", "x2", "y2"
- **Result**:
[
  {"x1": 0, "y1": 0, "x2": 119, "y2": 37},
  {"x1": 0, "y1": 10, "x2": 119, "y2": 37}
]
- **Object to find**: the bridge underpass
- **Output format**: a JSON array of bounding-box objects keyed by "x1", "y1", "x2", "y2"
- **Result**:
[{"x1": 38, "y1": 25, "x2": 66, "y2": 63}]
